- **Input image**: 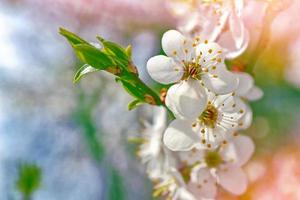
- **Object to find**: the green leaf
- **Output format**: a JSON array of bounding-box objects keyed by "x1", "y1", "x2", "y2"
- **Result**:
[
  {"x1": 16, "y1": 163, "x2": 42, "y2": 199},
  {"x1": 74, "y1": 44, "x2": 115, "y2": 69},
  {"x1": 116, "y1": 78, "x2": 145, "y2": 100},
  {"x1": 59, "y1": 27, "x2": 89, "y2": 46},
  {"x1": 125, "y1": 45, "x2": 132, "y2": 58},
  {"x1": 97, "y1": 36, "x2": 129, "y2": 68},
  {"x1": 128, "y1": 99, "x2": 144, "y2": 110},
  {"x1": 73, "y1": 64, "x2": 99, "y2": 83}
]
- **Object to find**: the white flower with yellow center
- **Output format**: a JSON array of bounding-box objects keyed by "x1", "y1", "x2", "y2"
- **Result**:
[
  {"x1": 147, "y1": 30, "x2": 238, "y2": 119},
  {"x1": 167, "y1": 0, "x2": 248, "y2": 59},
  {"x1": 137, "y1": 107, "x2": 176, "y2": 179},
  {"x1": 163, "y1": 88, "x2": 248, "y2": 151},
  {"x1": 180, "y1": 135, "x2": 254, "y2": 198}
]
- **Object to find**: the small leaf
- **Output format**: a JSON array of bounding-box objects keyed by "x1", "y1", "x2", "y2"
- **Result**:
[
  {"x1": 128, "y1": 99, "x2": 144, "y2": 110},
  {"x1": 73, "y1": 64, "x2": 99, "y2": 83},
  {"x1": 59, "y1": 27, "x2": 89, "y2": 46},
  {"x1": 74, "y1": 44, "x2": 115, "y2": 69},
  {"x1": 16, "y1": 163, "x2": 42, "y2": 198}
]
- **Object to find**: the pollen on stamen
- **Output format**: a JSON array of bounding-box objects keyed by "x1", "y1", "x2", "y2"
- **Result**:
[
  {"x1": 192, "y1": 123, "x2": 197, "y2": 127},
  {"x1": 202, "y1": 68, "x2": 208, "y2": 72},
  {"x1": 202, "y1": 139, "x2": 206, "y2": 144},
  {"x1": 239, "y1": 109, "x2": 244, "y2": 114},
  {"x1": 204, "y1": 40, "x2": 208, "y2": 44},
  {"x1": 201, "y1": 129, "x2": 205, "y2": 133},
  {"x1": 217, "y1": 58, "x2": 222, "y2": 63},
  {"x1": 208, "y1": 49, "x2": 213, "y2": 54},
  {"x1": 213, "y1": 75, "x2": 218, "y2": 78},
  {"x1": 212, "y1": 66, "x2": 217, "y2": 70},
  {"x1": 172, "y1": 51, "x2": 177, "y2": 56},
  {"x1": 232, "y1": 104, "x2": 236, "y2": 108},
  {"x1": 207, "y1": 144, "x2": 212, "y2": 148},
  {"x1": 233, "y1": 132, "x2": 239, "y2": 137},
  {"x1": 184, "y1": 48, "x2": 189, "y2": 54}
]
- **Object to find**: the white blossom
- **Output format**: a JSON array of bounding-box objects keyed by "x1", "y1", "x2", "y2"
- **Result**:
[
  {"x1": 147, "y1": 30, "x2": 238, "y2": 120},
  {"x1": 167, "y1": 0, "x2": 249, "y2": 59},
  {"x1": 137, "y1": 106, "x2": 176, "y2": 179},
  {"x1": 164, "y1": 88, "x2": 249, "y2": 151},
  {"x1": 180, "y1": 135, "x2": 255, "y2": 198}
]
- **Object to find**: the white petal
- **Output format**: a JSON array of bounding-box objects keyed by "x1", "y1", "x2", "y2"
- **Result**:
[
  {"x1": 195, "y1": 42, "x2": 225, "y2": 70},
  {"x1": 225, "y1": 29, "x2": 249, "y2": 60},
  {"x1": 203, "y1": 67, "x2": 239, "y2": 94},
  {"x1": 189, "y1": 166, "x2": 217, "y2": 199},
  {"x1": 219, "y1": 96, "x2": 247, "y2": 114},
  {"x1": 208, "y1": 10, "x2": 230, "y2": 42},
  {"x1": 218, "y1": 166, "x2": 248, "y2": 195},
  {"x1": 245, "y1": 86, "x2": 263, "y2": 101},
  {"x1": 163, "y1": 119, "x2": 198, "y2": 151},
  {"x1": 221, "y1": 135, "x2": 255, "y2": 167},
  {"x1": 218, "y1": 97, "x2": 249, "y2": 131},
  {"x1": 179, "y1": 149, "x2": 205, "y2": 166},
  {"x1": 234, "y1": 0, "x2": 244, "y2": 16},
  {"x1": 146, "y1": 55, "x2": 184, "y2": 84},
  {"x1": 162, "y1": 30, "x2": 194, "y2": 61},
  {"x1": 166, "y1": 80, "x2": 207, "y2": 119},
  {"x1": 235, "y1": 72, "x2": 254, "y2": 97},
  {"x1": 229, "y1": 12, "x2": 245, "y2": 50}
]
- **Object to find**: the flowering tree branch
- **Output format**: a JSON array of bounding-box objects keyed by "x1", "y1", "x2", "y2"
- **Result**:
[{"x1": 59, "y1": 28, "x2": 166, "y2": 111}]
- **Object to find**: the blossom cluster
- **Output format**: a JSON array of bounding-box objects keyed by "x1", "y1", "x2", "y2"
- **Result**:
[
  {"x1": 60, "y1": 1, "x2": 267, "y2": 199},
  {"x1": 137, "y1": 27, "x2": 263, "y2": 199}
]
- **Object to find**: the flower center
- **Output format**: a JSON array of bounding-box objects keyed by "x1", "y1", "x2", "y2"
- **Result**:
[
  {"x1": 181, "y1": 62, "x2": 201, "y2": 80},
  {"x1": 198, "y1": 104, "x2": 218, "y2": 128},
  {"x1": 205, "y1": 151, "x2": 223, "y2": 168}
]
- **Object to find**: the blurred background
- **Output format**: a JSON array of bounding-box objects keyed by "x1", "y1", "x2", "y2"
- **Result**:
[{"x1": 1, "y1": 0, "x2": 300, "y2": 199}]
